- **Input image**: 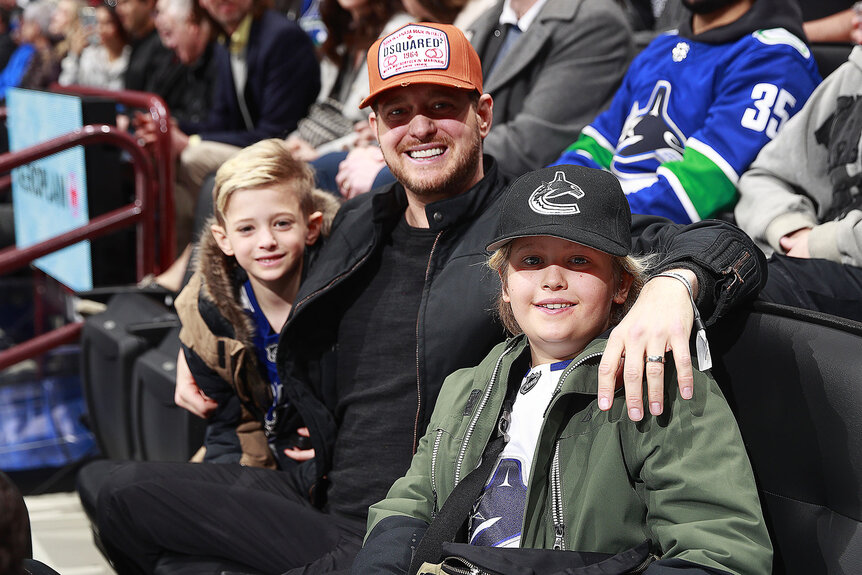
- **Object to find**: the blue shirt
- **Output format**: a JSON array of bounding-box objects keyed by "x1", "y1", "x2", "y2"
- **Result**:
[{"x1": 242, "y1": 280, "x2": 282, "y2": 434}]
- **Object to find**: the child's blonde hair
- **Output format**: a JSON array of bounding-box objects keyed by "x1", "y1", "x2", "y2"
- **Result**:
[
  {"x1": 487, "y1": 243, "x2": 654, "y2": 335},
  {"x1": 212, "y1": 138, "x2": 340, "y2": 234}
]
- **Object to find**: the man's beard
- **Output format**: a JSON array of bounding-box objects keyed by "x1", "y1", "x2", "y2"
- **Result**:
[
  {"x1": 385, "y1": 125, "x2": 483, "y2": 200},
  {"x1": 681, "y1": 0, "x2": 741, "y2": 15}
]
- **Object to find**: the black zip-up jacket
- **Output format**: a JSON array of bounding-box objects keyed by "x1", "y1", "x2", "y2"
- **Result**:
[{"x1": 275, "y1": 156, "x2": 766, "y2": 503}]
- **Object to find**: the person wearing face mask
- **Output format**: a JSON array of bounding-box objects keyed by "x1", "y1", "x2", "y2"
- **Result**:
[{"x1": 552, "y1": 0, "x2": 822, "y2": 225}]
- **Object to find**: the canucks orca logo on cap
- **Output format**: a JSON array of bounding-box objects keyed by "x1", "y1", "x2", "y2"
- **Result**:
[{"x1": 528, "y1": 171, "x2": 585, "y2": 215}]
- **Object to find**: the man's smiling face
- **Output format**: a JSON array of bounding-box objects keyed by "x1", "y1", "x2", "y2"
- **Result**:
[{"x1": 370, "y1": 84, "x2": 493, "y2": 204}]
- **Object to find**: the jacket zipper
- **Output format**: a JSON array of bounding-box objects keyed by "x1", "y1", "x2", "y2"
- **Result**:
[
  {"x1": 430, "y1": 428, "x2": 444, "y2": 519},
  {"x1": 454, "y1": 339, "x2": 520, "y2": 484},
  {"x1": 631, "y1": 552, "x2": 659, "y2": 573},
  {"x1": 440, "y1": 557, "x2": 487, "y2": 575},
  {"x1": 414, "y1": 231, "x2": 444, "y2": 453},
  {"x1": 721, "y1": 251, "x2": 750, "y2": 291},
  {"x1": 440, "y1": 556, "x2": 490, "y2": 575},
  {"x1": 282, "y1": 248, "x2": 375, "y2": 458},
  {"x1": 551, "y1": 441, "x2": 565, "y2": 550},
  {"x1": 543, "y1": 351, "x2": 602, "y2": 550}
]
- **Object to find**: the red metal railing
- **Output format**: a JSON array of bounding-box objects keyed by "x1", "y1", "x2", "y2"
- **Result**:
[
  {"x1": 0, "y1": 87, "x2": 174, "y2": 371},
  {"x1": 51, "y1": 85, "x2": 176, "y2": 269},
  {"x1": 0, "y1": 124, "x2": 158, "y2": 370}
]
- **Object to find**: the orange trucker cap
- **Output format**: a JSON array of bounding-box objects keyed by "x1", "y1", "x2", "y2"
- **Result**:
[{"x1": 359, "y1": 22, "x2": 483, "y2": 109}]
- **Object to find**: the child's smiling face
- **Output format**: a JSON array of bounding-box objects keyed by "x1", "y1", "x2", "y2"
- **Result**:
[
  {"x1": 211, "y1": 185, "x2": 321, "y2": 295},
  {"x1": 502, "y1": 236, "x2": 632, "y2": 366}
]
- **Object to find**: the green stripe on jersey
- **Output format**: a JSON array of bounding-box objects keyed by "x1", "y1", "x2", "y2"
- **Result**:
[
  {"x1": 563, "y1": 133, "x2": 613, "y2": 170},
  {"x1": 663, "y1": 146, "x2": 738, "y2": 219}
]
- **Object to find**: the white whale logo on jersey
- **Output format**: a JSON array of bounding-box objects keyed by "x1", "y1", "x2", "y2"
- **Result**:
[
  {"x1": 614, "y1": 80, "x2": 686, "y2": 178},
  {"x1": 528, "y1": 171, "x2": 585, "y2": 215}
]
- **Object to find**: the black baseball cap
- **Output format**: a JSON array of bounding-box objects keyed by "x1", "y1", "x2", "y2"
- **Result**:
[{"x1": 486, "y1": 165, "x2": 631, "y2": 256}]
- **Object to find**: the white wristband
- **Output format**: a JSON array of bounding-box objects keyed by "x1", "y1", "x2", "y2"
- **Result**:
[{"x1": 651, "y1": 271, "x2": 712, "y2": 371}]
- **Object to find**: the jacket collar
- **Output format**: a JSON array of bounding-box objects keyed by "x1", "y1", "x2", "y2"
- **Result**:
[
  {"x1": 503, "y1": 332, "x2": 610, "y2": 396},
  {"x1": 181, "y1": 223, "x2": 256, "y2": 345},
  {"x1": 227, "y1": 13, "x2": 254, "y2": 55},
  {"x1": 371, "y1": 155, "x2": 506, "y2": 233}
]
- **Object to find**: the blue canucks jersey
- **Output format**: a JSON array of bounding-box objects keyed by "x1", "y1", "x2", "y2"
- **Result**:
[{"x1": 553, "y1": 28, "x2": 821, "y2": 224}]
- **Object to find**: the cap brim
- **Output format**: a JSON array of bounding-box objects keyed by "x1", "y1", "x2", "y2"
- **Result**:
[
  {"x1": 486, "y1": 229, "x2": 630, "y2": 256},
  {"x1": 359, "y1": 74, "x2": 481, "y2": 108}
]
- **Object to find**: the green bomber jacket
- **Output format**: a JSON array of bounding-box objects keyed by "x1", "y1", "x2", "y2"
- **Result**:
[{"x1": 363, "y1": 334, "x2": 772, "y2": 574}]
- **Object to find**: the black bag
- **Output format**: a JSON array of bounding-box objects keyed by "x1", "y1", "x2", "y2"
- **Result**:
[
  {"x1": 419, "y1": 540, "x2": 654, "y2": 575},
  {"x1": 131, "y1": 325, "x2": 207, "y2": 462},
  {"x1": 80, "y1": 292, "x2": 179, "y2": 459}
]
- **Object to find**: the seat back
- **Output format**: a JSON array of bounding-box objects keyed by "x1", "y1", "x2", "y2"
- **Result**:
[
  {"x1": 811, "y1": 43, "x2": 855, "y2": 79},
  {"x1": 711, "y1": 301, "x2": 862, "y2": 574}
]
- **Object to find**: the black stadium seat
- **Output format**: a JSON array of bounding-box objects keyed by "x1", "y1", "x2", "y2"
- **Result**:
[
  {"x1": 711, "y1": 301, "x2": 862, "y2": 574},
  {"x1": 810, "y1": 42, "x2": 855, "y2": 79}
]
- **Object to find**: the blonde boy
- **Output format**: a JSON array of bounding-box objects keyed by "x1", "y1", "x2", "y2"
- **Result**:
[{"x1": 174, "y1": 139, "x2": 339, "y2": 469}]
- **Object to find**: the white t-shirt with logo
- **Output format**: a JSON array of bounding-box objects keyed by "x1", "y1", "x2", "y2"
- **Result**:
[{"x1": 468, "y1": 359, "x2": 571, "y2": 547}]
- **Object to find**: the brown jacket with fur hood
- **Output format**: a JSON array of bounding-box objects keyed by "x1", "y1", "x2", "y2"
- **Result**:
[{"x1": 175, "y1": 227, "x2": 277, "y2": 469}]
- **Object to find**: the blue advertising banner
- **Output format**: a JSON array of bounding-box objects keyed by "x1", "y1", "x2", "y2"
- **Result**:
[{"x1": 7, "y1": 88, "x2": 92, "y2": 292}]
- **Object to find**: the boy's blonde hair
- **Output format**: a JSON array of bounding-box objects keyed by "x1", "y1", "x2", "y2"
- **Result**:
[
  {"x1": 487, "y1": 242, "x2": 654, "y2": 335},
  {"x1": 212, "y1": 139, "x2": 340, "y2": 234}
]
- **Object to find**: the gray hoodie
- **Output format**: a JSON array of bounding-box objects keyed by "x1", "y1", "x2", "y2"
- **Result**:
[{"x1": 735, "y1": 46, "x2": 862, "y2": 266}]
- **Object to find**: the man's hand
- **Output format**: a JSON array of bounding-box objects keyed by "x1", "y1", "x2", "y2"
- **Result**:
[
  {"x1": 779, "y1": 228, "x2": 812, "y2": 258},
  {"x1": 284, "y1": 427, "x2": 315, "y2": 461},
  {"x1": 174, "y1": 350, "x2": 218, "y2": 419},
  {"x1": 335, "y1": 146, "x2": 386, "y2": 199},
  {"x1": 597, "y1": 269, "x2": 697, "y2": 421},
  {"x1": 133, "y1": 110, "x2": 158, "y2": 145},
  {"x1": 133, "y1": 112, "x2": 189, "y2": 156}
]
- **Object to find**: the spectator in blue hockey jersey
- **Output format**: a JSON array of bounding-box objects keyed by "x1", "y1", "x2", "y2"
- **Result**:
[{"x1": 551, "y1": 0, "x2": 821, "y2": 224}]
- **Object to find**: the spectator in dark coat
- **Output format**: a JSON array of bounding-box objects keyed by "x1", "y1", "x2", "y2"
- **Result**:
[
  {"x1": 136, "y1": 0, "x2": 320, "y2": 259},
  {"x1": 154, "y1": 0, "x2": 219, "y2": 124},
  {"x1": 117, "y1": 0, "x2": 185, "y2": 107}
]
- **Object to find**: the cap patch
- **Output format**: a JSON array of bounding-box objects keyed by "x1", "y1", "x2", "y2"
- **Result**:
[
  {"x1": 529, "y1": 171, "x2": 585, "y2": 215},
  {"x1": 378, "y1": 24, "x2": 450, "y2": 80}
]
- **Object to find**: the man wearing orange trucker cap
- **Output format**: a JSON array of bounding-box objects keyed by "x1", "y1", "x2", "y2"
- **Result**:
[{"x1": 92, "y1": 22, "x2": 764, "y2": 574}]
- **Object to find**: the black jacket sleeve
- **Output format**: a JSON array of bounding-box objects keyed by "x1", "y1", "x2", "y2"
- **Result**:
[
  {"x1": 350, "y1": 515, "x2": 429, "y2": 575},
  {"x1": 630, "y1": 216, "x2": 767, "y2": 326}
]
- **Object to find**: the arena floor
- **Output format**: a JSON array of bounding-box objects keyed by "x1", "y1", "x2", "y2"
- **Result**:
[{"x1": 26, "y1": 491, "x2": 114, "y2": 574}]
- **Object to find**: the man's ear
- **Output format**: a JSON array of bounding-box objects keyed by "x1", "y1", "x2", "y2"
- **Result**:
[
  {"x1": 477, "y1": 94, "x2": 493, "y2": 138},
  {"x1": 368, "y1": 111, "x2": 377, "y2": 136},
  {"x1": 614, "y1": 272, "x2": 635, "y2": 305},
  {"x1": 305, "y1": 211, "x2": 323, "y2": 246},
  {"x1": 210, "y1": 223, "x2": 234, "y2": 256}
]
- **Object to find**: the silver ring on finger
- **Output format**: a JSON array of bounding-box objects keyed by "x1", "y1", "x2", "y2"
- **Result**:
[{"x1": 645, "y1": 355, "x2": 665, "y2": 364}]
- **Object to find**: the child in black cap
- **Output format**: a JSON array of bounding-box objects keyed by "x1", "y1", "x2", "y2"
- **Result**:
[{"x1": 353, "y1": 165, "x2": 772, "y2": 575}]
